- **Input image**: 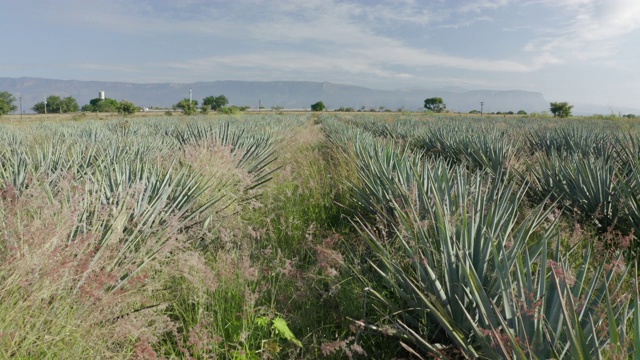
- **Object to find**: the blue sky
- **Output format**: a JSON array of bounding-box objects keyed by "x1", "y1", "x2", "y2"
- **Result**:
[{"x1": 2, "y1": 0, "x2": 639, "y2": 110}]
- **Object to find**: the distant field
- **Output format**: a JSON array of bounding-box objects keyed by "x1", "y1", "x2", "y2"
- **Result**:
[
  {"x1": 0, "y1": 109, "x2": 553, "y2": 123},
  {"x1": 0, "y1": 113, "x2": 639, "y2": 358}
]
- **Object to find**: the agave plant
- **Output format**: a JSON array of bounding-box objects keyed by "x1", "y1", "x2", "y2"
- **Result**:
[
  {"x1": 331, "y1": 121, "x2": 638, "y2": 358},
  {"x1": 525, "y1": 125, "x2": 617, "y2": 159},
  {"x1": 169, "y1": 121, "x2": 279, "y2": 192},
  {"x1": 410, "y1": 125, "x2": 518, "y2": 176},
  {"x1": 526, "y1": 152, "x2": 620, "y2": 231},
  {"x1": 353, "y1": 162, "x2": 636, "y2": 358}
]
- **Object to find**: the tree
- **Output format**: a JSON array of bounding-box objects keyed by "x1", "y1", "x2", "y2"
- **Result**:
[
  {"x1": 46, "y1": 95, "x2": 62, "y2": 113},
  {"x1": 549, "y1": 102, "x2": 573, "y2": 118},
  {"x1": 202, "y1": 95, "x2": 228, "y2": 111},
  {"x1": 310, "y1": 101, "x2": 326, "y2": 112},
  {"x1": 0, "y1": 91, "x2": 17, "y2": 114},
  {"x1": 0, "y1": 98, "x2": 10, "y2": 117},
  {"x1": 32, "y1": 101, "x2": 46, "y2": 114},
  {"x1": 517, "y1": 110, "x2": 527, "y2": 115},
  {"x1": 82, "y1": 98, "x2": 120, "y2": 112},
  {"x1": 118, "y1": 100, "x2": 138, "y2": 116},
  {"x1": 175, "y1": 98, "x2": 198, "y2": 115},
  {"x1": 424, "y1": 97, "x2": 446, "y2": 113},
  {"x1": 61, "y1": 96, "x2": 80, "y2": 113},
  {"x1": 32, "y1": 95, "x2": 79, "y2": 114}
]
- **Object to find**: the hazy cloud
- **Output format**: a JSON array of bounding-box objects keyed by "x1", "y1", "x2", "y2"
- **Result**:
[
  {"x1": 525, "y1": 0, "x2": 640, "y2": 60},
  {"x1": 2, "y1": 0, "x2": 638, "y2": 108},
  {"x1": 457, "y1": 0, "x2": 510, "y2": 13}
]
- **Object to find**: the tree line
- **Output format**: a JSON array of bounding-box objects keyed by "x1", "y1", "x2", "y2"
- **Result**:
[
  {"x1": 0, "y1": 90, "x2": 637, "y2": 119},
  {"x1": 173, "y1": 95, "x2": 238, "y2": 115},
  {"x1": 0, "y1": 91, "x2": 242, "y2": 117},
  {"x1": 422, "y1": 97, "x2": 637, "y2": 119}
]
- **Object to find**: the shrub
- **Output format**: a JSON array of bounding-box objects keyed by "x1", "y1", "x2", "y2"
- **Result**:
[
  {"x1": 311, "y1": 101, "x2": 326, "y2": 112},
  {"x1": 117, "y1": 100, "x2": 138, "y2": 116},
  {"x1": 220, "y1": 105, "x2": 243, "y2": 115}
]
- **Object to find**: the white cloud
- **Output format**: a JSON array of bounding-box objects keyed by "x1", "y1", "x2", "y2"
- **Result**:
[
  {"x1": 16, "y1": 0, "x2": 623, "y2": 87},
  {"x1": 457, "y1": 0, "x2": 510, "y2": 13},
  {"x1": 50, "y1": 0, "x2": 565, "y2": 86},
  {"x1": 524, "y1": 0, "x2": 640, "y2": 60},
  {"x1": 439, "y1": 16, "x2": 493, "y2": 29}
]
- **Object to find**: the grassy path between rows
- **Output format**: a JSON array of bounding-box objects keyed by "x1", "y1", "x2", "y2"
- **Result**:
[{"x1": 237, "y1": 118, "x2": 402, "y2": 358}]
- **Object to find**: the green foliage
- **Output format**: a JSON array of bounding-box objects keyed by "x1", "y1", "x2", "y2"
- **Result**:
[
  {"x1": 255, "y1": 317, "x2": 303, "y2": 347},
  {"x1": 518, "y1": 109, "x2": 527, "y2": 115},
  {"x1": 82, "y1": 98, "x2": 120, "y2": 112},
  {"x1": 311, "y1": 101, "x2": 326, "y2": 112},
  {"x1": 0, "y1": 91, "x2": 17, "y2": 115},
  {"x1": 335, "y1": 106, "x2": 355, "y2": 112},
  {"x1": 117, "y1": 100, "x2": 138, "y2": 116},
  {"x1": 550, "y1": 101, "x2": 574, "y2": 118},
  {"x1": 61, "y1": 96, "x2": 80, "y2": 113},
  {"x1": 175, "y1": 98, "x2": 198, "y2": 115},
  {"x1": 220, "y1": 105, "x2": 245, "y2": 114},
  {"x1": 202, "y1": 95, "x2": 229, "y2": 110},
  {"x1": 32, "y1": 102, "x2": 45, "y2": 114},
  {"x1": 0, "y1": 99, "x2": 9, "y2": 117},
  {"x1": 33, "y1": 95, "x2": 79, "y2": 114},
  {"x1": 424, "y1": 97, "x2": 446, "y2": 113}
]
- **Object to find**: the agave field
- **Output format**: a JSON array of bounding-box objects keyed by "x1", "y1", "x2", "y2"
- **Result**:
[{"x1": 1, "y1": 113, "x2": 640, "y2": 359}]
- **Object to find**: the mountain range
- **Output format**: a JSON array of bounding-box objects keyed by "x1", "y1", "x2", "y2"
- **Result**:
[{"x1": 1, "y1": 77, "x2": 551, "y2": 113}]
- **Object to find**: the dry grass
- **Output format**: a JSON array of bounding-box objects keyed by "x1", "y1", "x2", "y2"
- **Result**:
[
  {"x1": 0, "y1": 114, "x2": 308, "y2": 358},
  {"x1": 0, "y1": 178, "x2": 175, "y2": 358}
]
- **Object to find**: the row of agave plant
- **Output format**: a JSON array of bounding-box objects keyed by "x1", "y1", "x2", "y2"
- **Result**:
[
  {"x1": 0, "y1": 118, "x2": 286, "y2": 243},
  {"x1": 0, "y1": 115, "x2": 304, "y2": 357},
  {"x1": 335, "y1": 115, "x2": 640, "y2": 254},
  {"x1": 321, "y1": 114, "x2": 640, "y2": 358}
]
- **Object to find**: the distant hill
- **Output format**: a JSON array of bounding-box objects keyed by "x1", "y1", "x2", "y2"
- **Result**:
[{"x1": 0, "y1": 77, "x2": 549, "y2": 113}]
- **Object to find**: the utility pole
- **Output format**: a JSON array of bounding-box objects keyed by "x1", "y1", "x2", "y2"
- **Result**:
[{"x1": 480, "y1": 102, "x2": 484, "y2": 116}]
